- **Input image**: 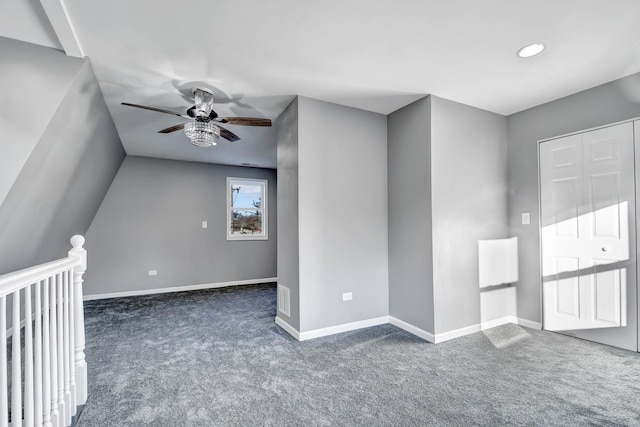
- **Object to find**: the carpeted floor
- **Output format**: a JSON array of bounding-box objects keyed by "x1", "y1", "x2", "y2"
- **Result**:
[{"x1": 77, "y1": 283, "x2": 640, "y2": 426}]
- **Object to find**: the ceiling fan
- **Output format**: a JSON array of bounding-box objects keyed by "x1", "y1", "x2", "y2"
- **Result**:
[{"x1": 121, "y1": 87, "x2": 272, "y2": 147}]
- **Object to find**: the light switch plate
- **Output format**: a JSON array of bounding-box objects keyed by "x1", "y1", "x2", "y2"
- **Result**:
[
  {"x1": 342, "y1": 292, "x2": 353, "y2": 301},
  {"x1": 148, "y1": 270, "x2": 157, "y2": 276},
  {"x1": 522, "y1": 212, "x2": 531, "y2": 225},
  {"x1": 202, "y1": 221, "x2": 208, "y2": 228}
]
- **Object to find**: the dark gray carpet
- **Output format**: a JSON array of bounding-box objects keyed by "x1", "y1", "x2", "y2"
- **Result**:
[{"x1": 78, "y1": 283, "x2": 640, "y2": 426}]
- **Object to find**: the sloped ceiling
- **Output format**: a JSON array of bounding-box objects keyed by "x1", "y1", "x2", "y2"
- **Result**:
[{"x1": 2, "y1": 0, "x2": 640, "y2": 168}]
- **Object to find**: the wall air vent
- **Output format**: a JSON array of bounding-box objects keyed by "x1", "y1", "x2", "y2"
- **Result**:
[{"x1": 277, "y1": 284, "x2": 291, "y2": 316}]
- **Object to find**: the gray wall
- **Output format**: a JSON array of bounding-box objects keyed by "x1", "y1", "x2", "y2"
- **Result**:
[
  {"x1": 0, "y1": 37, "x2": 83, "y2": 208},
  {"x1": 297, "y1": 96, "x2": 389, "y2": 332},
  {"x1": 508, "y1": 72, "x2": 640, "y2": 323},
  {"x1": 276, "y1": 98, "x2": 300, "y2": 330},
  {"x1": 0, "y1": 59, "x2": 125, "y2": 274},
  {"x1": 387, "y1": 97, "x2": 435, "y2": 333},
  {"x1": 431, "y1": 96, "x2": 508, "y2": 334},
  {"x1": 84, "y1": 157, "x2": 277, "y2": 297}
]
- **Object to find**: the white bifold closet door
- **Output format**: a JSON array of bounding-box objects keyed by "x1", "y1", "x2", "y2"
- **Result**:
[{"x1": 540, "y1": 122, "x2": 634, "y2": 331}]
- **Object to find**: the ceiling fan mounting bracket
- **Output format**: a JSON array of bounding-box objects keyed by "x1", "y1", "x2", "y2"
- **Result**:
[{"x1": 192, "y1": 87, "x2": 214, "y2": 96}]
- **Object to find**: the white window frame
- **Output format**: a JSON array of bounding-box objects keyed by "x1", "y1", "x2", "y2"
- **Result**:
[{"x1": 226, "y1": 177, "x2": 268, "y2": 241}]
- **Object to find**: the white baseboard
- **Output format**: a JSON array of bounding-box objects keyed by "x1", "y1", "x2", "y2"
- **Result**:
[
  {"x1": 275, "y1": 314, "x2": 541, "y2": 344},
  {"x1": 481, "y1": 315, "x2": 518, "y2": 331},
  {"x1": 434, "y1": 323, "x2": 482, "y2": 343},
  {"x1": 83, "y1": 277, "x2": 277, "y2": 301},
  {"x1": 433, "y1": 316, "x2": 543, "y2": 343},
  {"x1": 299, "y1": 316, "x2": 389, "y2": 341},
  {"x1": 275, "y1": 315, "x2": 390, "y2": 341},
  {"x1": 389, "y1": 316, "x2": 435, "y2": 343},
  {"x1": 516, "y1": 317, "x2": 542, "y2": 330},
  {"x1": 435, "y1": 316, "x2": 520, "y2": 344},
  {"x1": 279, "y1": 313, "x2": 542, "y2": 343},
  {"x1": 274, "y1": 316, "x2": 300, "y2": 340}
]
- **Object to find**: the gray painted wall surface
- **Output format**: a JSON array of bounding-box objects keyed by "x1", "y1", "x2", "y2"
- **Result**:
[
  {"x1": 84, "y1": 157, "x2": 277, "y2": 297},
  {"x1": 431, "y1": 96, "x2": 508, "y2": 334},
  {"x1": 0, "y1": 37, "x2": 83, "y2": 207},
  {"x1": 507, "y1": 72, "x2": 640, "y2": 323},
  {"x1": 297, "y1": 96, "x2": 389, "y2": 332},
  {"x1": 0, "y1": 60, "x2": 125, "y2": 274},
  {"x1": 276, "y1": 98, "x2": 300, "y2": 330},
  {"x1": 387, "y1": 97, "x2": 435, "y2": 333}
]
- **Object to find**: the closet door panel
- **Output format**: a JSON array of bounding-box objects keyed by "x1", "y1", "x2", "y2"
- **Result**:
[{"x1": 541, "y1": 122, "x2": 634, "y2": 336}]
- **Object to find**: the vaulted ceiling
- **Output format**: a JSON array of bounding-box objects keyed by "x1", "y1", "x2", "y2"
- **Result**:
[{"x1": 3, "y1": 0, "x2": 640, "y2": 168}]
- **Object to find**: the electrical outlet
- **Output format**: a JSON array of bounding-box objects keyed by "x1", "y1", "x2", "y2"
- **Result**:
[
  {"x1": 342, "y1": 292, "x2": 353, "y2": 301},
  {"x1": 148, "y1": 270, "x2": 157, "y2": 276},
  {"x1": 522, "y1": 212, "x2": 530, "y2": 225},
  {"x1": 202, "y1": 221, "x2": 208, "y2": 228}
]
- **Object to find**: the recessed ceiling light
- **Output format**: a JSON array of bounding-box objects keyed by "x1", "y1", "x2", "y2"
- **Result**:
[{"x1": 516, "y1": 42, "x2": 545, "y2": 58}]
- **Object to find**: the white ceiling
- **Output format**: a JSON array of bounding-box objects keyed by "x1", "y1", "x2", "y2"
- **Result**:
[
  {"x1": 3, "y1": 0, "x2": 640, "y2": 169},
  {"x1": 0, "y1": 0, "x2": 61, "y2": 51}
]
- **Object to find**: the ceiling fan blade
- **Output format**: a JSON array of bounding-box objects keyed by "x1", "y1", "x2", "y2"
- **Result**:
[
  {"x1": 158, "y1": 123, "x2": 187, "y2": 134},
  {"x1": 217, "y1": 125, "x2": 241, "y2": 142},
  {"x1": 216, "y1": 117, "x2": 272, "y2": 127},
  {"x1": 122, "y1": 102, "x2": 190, "y2": 118}
]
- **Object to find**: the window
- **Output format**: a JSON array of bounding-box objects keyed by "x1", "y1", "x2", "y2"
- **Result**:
[{"x1": 227, "y1": 177, "x2": 268, "y2": 240}]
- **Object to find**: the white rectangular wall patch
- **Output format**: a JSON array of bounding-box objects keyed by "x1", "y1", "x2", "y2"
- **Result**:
[{"x1": 478, "y1": 237, "x2": 518, "y2": 288}]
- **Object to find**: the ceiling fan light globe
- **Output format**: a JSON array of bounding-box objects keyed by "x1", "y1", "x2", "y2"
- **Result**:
[{"x1": 184, "y1": 121, "x2": 220, "y2": 148}]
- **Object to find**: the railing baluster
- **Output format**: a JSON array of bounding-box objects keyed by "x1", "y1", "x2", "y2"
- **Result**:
[
  {"x1": 63, "y1": 270, "x2": 71, "y2": 426},
  {"x1": 0, "y1": 296, "x2": 7, "y2": 427},
  {"x1": 11, "y1": 290, "x2": 22, "y2": 427},
  {"x1": 25, "y1": 284, "x2": 34, "y2": 427},
  {"x1": 56, "y1": 273, "x2": 65, "y2": 425},
  {"x1": 35, "y1": 281, "x2": 43, "y2": 427},
  {"x1": 68, "y1": 270, "x2": 76, "y2": 418},
  {"x1": 42, "y1": 278, "x2": 51, "y2": 427},
  {"x1": 49, "y1": 276, "x2": 59, "y2": 426}
]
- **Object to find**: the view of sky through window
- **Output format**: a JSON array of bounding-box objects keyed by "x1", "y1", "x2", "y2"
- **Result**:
[{"x1": 231, "y1": 184, "x2": 262, "y2": 208}]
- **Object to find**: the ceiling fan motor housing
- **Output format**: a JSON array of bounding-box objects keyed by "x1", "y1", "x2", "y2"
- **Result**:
[{"x1": 193, "y1": 87, "x2": 215, "y2": 118}]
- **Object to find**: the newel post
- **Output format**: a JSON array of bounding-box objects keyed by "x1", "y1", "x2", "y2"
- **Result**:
[{"x1": 68, "y1": 235, "x2": 87, "y2": 405}]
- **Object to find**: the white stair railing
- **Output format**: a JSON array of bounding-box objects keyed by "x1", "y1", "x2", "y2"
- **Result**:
[{"x1": 0, "y1": 235, "x2": 87, "y2": 427}]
